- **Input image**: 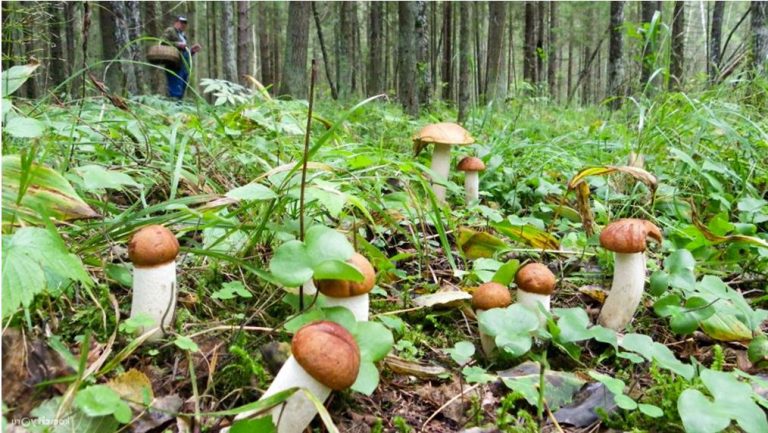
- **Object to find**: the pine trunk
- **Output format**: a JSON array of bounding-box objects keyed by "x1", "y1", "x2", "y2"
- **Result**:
[
  {"x1": 484, "y1": 1, "x2": 506, "y2": 102},
  {"x1": 48, "y1": 2, "x2": 66, "y2": 89},
  {"x1": 111, "y1": 1, "x2": 138, "y2": 94},
  {"x1": 547, "y1": 1, "x2": 558, "y2": 100},
  {"x1": 458, "y1": 1, "x2": 471, "y2": 122},
  {"x1": 398, "y1": 1, "x2": 419, "y2": 116},
  {"x1": 222, "y1": 1, "x2": 238, "y2": 83},
  {"x1": 237, "y1": 1, "x2": 251, "y2": 83},
  {"x1": 368, "y1": 1, "x2": 384, "y2": 96},
  {"x1": 279, "y1": 1, "x2": 310, "y2": 98},
  {"x1": 709, "y1": 1, "x2": 725, "y2": 82},
  {"x1": 416, "y1": 0, "x2": 430, "y2": 106},
  {"x1": 440, "y1": 1, "x2": 453, "y2": 100},
  {"x1": 523, "y1": 1, "x2": 536, "y2": 83},
  {"x1": 754, "y1": 1, "x2": 768, "y2": 75},
  {"x1": 607, "y1": 1, "x2": 625, "y2": 109},
  {"x1": 258, "y1": 2, "x2": 275, "y2": 91},
  {"x1": 535, "y1": 1, "x2": 545, "y2": 84},
  {"x1": 126, "y1": 1, "x2": 145, "y2": 93},
  {"x1": 670, "y1": 1, "x2": 686, "y2": 89},
  {"x1": 339, "y1": 2, "x2": 355, "y2": 98}
]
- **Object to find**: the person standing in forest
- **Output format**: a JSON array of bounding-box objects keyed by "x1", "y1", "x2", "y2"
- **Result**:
[{"x1": 162, "y1": 16, "x2": 201, "y2": 100}]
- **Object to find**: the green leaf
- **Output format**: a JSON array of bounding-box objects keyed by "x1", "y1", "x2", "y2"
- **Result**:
[
  {"x1": 269, "y1": 240, "x2": 314, "y2": 287},
  {"x1": 653, "y1": 294, "x2": 682, "y2": 317},
  {"x1": 322, "y1": 306, "x2": 357, "y2": 332},
  {"x1": 462, "y1": 365, "x2": 496, "y2": 384},
  {"x1": 173, "y1": 336, "x2": 200, "y2": 352},
  {"x1": 499, "y1": 362, "x2": 585, "y2": 411},
  {"x1": 303, "y1": 226, "x2": 354, "y2": 264},
  {"x1": 351, "y1": 361, "x2": 380, "y2": 395},
  {"x1": 700, "y1": 369, "x2": 768, "y2": 433},
  {"x1": 75, "y1": 165, "x2": 140, "y2": 192},
  {"x1": 492, "y1": 260, "x2": 520, "y2": 286},
  {"x1": 638, "y1": 403, "x2": 664, "y2": 418},
  {"x1": 555, "y1": 308, "x2": 592, "y2": 343},
  {"x1": 2, "y1": 62, "x2": 40, "y2": 97},
  {"x1": 212, "y1": 281, "x2": 252, "y2": 300},
  {"x1": 353, "y1": 321, "x2": 394, "y2": 362},
  {"x1": 619, "y1": 333, "x2": 694, "y2": 379},
  {"x1": 230, "y1": 416, "x2": 276, "y2": 433},
  {"x1": 678, "y1": 389, "x2": 732, "y2": 433},
  {"x1": 2, "y1": 227, "x2": 91, "y2": 318},
  {"x1": 30, "y1": 397, "x2": 119, "y2": 433},
  {"x1": 4, "y1": 116, "x2": 44, "y2": 138},
  {"x1": 74, "y1": 385, "x2": 131, "y2": 424},
  {"x1": 313, "y1": 260, "x2": 363, "y2": 282},
  {"x1": 479, "y1": 304, "x2": 539, "y2": 358},
  {"x1": 664, "y1": 249, "x2": 696, "y2": 292},
  {"x1": 445, "y1": 341, "x2": 475, "y2": 366},
  {"x1": 456, "y1": 227, "x2": 509, "y2": 259},
  {"x1": 649, "y1": 271, "x2": 669, "y2": 296},
  {"x1": 700, "y1": 311, "x2": 753, "y2": 341},
  {"x1": 225, "y1": 183, "x2": 278, "y2": 201}
]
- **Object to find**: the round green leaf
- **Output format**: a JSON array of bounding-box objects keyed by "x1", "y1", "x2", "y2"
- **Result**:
[
  {"x1": 649, "y1": 271, "x2": 669, "y2": 296},
  {"x1": 678, "y1": 389, "x2": 732, "y2": 433},
  {"x1": 353, "y1": 321, "x2": 394, "y2": 362},
  {"x1": 4, "y1": 116, "x2": 44, "y2": 138},
  {"x1": 269, "y1": 240, "x2": 313, "y2": 287},
  {"x1": 351, "y1": 361, "x2": 380, "y2": 395},
  {"x1": 638, "y1": 403, "x2": 664, "y2": 418},
  {"x1": 653, "y1": 294, "x2": 682, "y2": 317}
]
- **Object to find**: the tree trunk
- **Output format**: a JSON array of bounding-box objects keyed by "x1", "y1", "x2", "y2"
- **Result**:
[
  {"x1": 754, "y1": 1, "x2": 768, "y2": 75},
  {"x1": 670, "y1": 1, "x2": 686, "y2": 90},
  {"x1": 547, "y1": 1, "x2": 558, "y2": 100},
  {"x1": 440, "y1": 1, "x2": 453, "y2": 100},
  {"x1": 64, "y1": 2, "x2": 76, "y2": 77},
  {"x1": 709, "y1": 1, "x2": 725, "y2": 82},
  {"x1": 536, "y1": 1, "x2": 545, "y2": 85},
  {"x1": 237, "y1": 1, "x2": 251, "y2": 83},
  {"x1": 368, "y1": 0, "x2": 384, "y2": 96},
  {"x1": 48, "y1": 2, "x2": 66, "y2": 89},
  {"x1": 339, "y1": 2, "x2": 355, "y2": 98},
  {"x1": 144, "y1": 0, "x2": 165, "y2": 94},
  {"x1": 523, "y1": 1, "x2": 536, "y2": 84},
  {"x1": 221, "y1": 1, "x2": 238, "y2": 82},
  {"x1": 279, "y1": 1, "x2": 310, "y2": 98},
  {"x1": 416, "y1": 0, "x2": 430, "y2": 106},
  {"x1": 607, "y1": 1, "x2": 625, "y2": 109},
  {"x1": 125, "y1": 1, "x2": 145, "y2": 93},
  {"x1": 473, "y1": 1, "x2": 483, "y2": 100},
  {"x1": 398, "y1": 1, "x2": 419, "y2": 116},
  {"x1": 258, "y1": 1, "x2": 275, "y2": 91},
  {"x1": 484, "y1": 1, "x2": 506, "y2": 102},
  {"x1": 98, "y1": 1, "x2": 122, "y2": 92},
  {"x1": 458, "y1": 1, "x2": 471, "y2": 122},
  {"x1": 312, "y1": 2, "x2": 337, "y2": 99},
  {"x1": 111, "y1": 1, "x2": 138, "y2": 95},
  {"x1": 640, "y1": 1, "x2": 661, "y2": 94}
]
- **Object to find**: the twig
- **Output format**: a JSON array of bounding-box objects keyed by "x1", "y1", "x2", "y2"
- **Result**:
[
  {"x1": 184, "y1": 325, "x2": 274, "y2": 340},
  {"x1": 421, "y1": 383, "x2": 481, "y2": 430},
  {"x1": 298, "y1": 59, "x2": 318, "y2": 311}
]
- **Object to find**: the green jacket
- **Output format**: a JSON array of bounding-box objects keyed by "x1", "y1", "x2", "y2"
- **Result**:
[{"x1": 161, "y1": 26, "x2": 187, "y2": 49}]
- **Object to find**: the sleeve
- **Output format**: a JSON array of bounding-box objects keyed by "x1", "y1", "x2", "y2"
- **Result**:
[{"x1": 161, "y1": 27, "x2": 179, "y2": 45}]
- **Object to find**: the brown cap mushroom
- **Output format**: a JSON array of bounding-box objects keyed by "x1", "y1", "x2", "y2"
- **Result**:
[
  {"x1": 413, "y1": 122, "x2": 475, "y2": 147},
  {"x1": 128, "y1": 225, "x2": 180, "y2": 267},
  {"x1": 599, "y1": 219, "x2": 662, "y2": 254},
  {"x1": 291, "y1": 321, "x2": 360, "y2": 390},
  {"x1": 471, "y1": 282, "x2": 512, "y2": 310},
  {"x1": 315, "y1": 253, "x2": 376, "y2": 298},
  {"x1": 457, "y1": 156, "x2": 486, "y2": 172},
  {"x1": 515, "y1": 263, "x2": 556, "y2": 295}
]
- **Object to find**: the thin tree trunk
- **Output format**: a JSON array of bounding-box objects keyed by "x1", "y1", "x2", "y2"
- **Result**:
[
  {"x1": 484, "y1": 1, "x2": 506, "y2": 102},
  {"x1": 547, "y1": 1, "x2": 558, "y2": 100},
  {"x1": 221, "y1": 1, "x2": 237, "y2": 82},
  {"x1": 440, "y1": 1, "x2": 453, "y2": 100},
  {"x1": 271, "y1": 2, "x2": 281, "y2": 91},
  {"x1": 237, "y1": 1, "x2": 251, "y2": 84},
  {"x1": 607, "y1": 1, "x2": 625, "y2": 109},
  {"x1": 48, "y1": 2, "x2": 66, "y2": 89},
  {"x1": 640, "y1": 1, "x2": 661, "y2": 94},
  {"x1": 523, "y1": 1, "x2": 536, "y2": 84},
  {"x1": 279, "y1": 1, "x2": 310, "y2": 98},
  {"x1": 313, "y1": 2, "x2": 337, "y2": 99},
  {"x1": 670, "y1": 1, "x2": 686, "y2": 90},
  {"x1": 111, "y1": 1, "x2": 138, "y2": 95},
  {"x1": 536, "y1": 1, "x2": 545, "y2": 85},
  {"x1": 416, "y1": 0, "x2": 430, "y2": 106},
  {"x1": 125, "y1": 1, "x2": 145, "y2": 93},
  {"x1": 473, "y1": 1, "x2": 483, "y2": 100},
  {"x1": 368, "y1": 1, "x2": 384, "y2": 96},
  {"x1": 144, "y1": 0, "x2": 165, "y2": 94},
  {"x1": 258, "y1": 1, "x2": 275, "y2": 90},
  {"x1": 709, "y1": 1, "x2": 725, "y2": 82},
  {"x1": 398, "y1": 1, "x2": 419, "y2": 116},
  {"x1": 458, "y1": 1, "x2": 471, "y2": 123},
  {"x1": 339, "y1": 2, "x2": 355, "y2": 98},
  {"x1": 753, "y1": 1, "x2": 768, "y2": 75}
]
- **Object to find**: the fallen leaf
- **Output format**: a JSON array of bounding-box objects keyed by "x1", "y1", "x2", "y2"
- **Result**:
[
  {"x1": 578, "y1": 285, "x2": 608, "y2": 304},
  {"x1": 412, "y1": 290, "x2": 472, "y2": 309},
  {"x1": 456, "y1": 227, "x2": 509, "y2": 259},
  {"x1": 107, "y1": 369, "x2": 153, "y2": 405},
  {"x1": 497, "y1": 361, "x2": 586, "y2": 411},
  {"x1": 385, "y1": 355, "x2": 448, "y2": 379},
  {"x1": 554, "y1": 382, "x2": 618, "y2": 427}
]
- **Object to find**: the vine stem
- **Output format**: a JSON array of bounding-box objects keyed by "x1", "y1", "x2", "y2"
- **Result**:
[{"x1": 298, "y1": 59, "x2": 318, "y2": 311}]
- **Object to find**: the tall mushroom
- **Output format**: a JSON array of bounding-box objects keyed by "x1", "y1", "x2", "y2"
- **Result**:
[
  {"x1": 597, "y1": 219, "x2": 663, "y2": 330},
  {"x1": 128, "y1": 225, "x2": 180, "y2": 341},
  {"x1": 313, "y1": 253, "x2": 376, "y2": 321},
  {"x1": 515, "y1": 263, "x2": 556, "y2": 324},
  {"x1": 232, "y1": 321, "x2": 360, "y2": 433},
  {"x1": 413, "y1": 122, "x2": 475, "y2": 202},
  {"x1": 472, "y1": 282, "x2": 512, "y2": 356},
  {"x1": 457, "y1": 156, "x2": 486, "y2": 203}
]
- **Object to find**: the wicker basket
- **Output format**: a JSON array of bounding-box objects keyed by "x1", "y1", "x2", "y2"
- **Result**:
[{"x1": 147, "y1": 45, "x2": 180, "y2": 68}]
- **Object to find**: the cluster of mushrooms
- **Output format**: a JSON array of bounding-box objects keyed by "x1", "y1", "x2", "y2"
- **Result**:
[{"x1": 123, "y1": 123, "x2": 663, "y2": 431}]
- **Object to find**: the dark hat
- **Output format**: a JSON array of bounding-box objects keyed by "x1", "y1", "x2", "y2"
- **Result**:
[{"x1": 177, "y1": 16, "x2": 188, "y2": 23}]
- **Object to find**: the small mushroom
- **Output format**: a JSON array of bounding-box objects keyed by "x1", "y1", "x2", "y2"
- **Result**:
[
  {"x1": 472, "y1": 282, "x2": 512, "y2": 356},
  {"x1": 128, "y1": 225, "x2": 180, "y2": 341},
  {"x1": 597, "y1": 219, "x2": 662, "y2": 330},
  {"x1": 233, "y1": 321, "x2": 360, "y2": 433},
  {"x1": 457, "y1": 156, "x2": 486, "y2": 203},
  {"x1": 413, "y1": 122, "x2": 475, "y2": 202},
  {"x1": 314, "y1": 253, "x2": 376, "y2": 321},
  {"x1": 515, "y1": 263, "x2": 556, "y2": 323}
]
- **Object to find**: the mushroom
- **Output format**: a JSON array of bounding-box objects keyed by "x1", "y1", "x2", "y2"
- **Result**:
[
  {"x1": 314, "y1": 253, "x2": 376, "y2": 321},
  {"x1": 597, "y1": 219, "x2": 663, "y2": 330},
  {"x1": 233, "y1": 321, "x2": 360, "y2": 433},
  {"x1": 515, "y1": 263, "x2": 556, "y2": 323},
  {"x1": 128, "y1": 225, "x2": 180, "y2": 341},
  {"x1": 413, "y1": 122, "x2": 475, "y2": 202},
  {"x1": 472, "y1": 282, "x2": 513, "y2": 356},
  {"x1": 457, "y1": 156, "x2": 486, "y2": 203}
]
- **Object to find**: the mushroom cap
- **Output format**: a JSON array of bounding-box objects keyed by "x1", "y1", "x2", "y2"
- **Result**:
[
  {"x1": 315, "y1": 253, "x2": 376, "y2": 298},
  {"x1": 599, "y1": 219, "x2": 662, "y2": 253},
  {"x1": 515, "y1": 263, "x2": 556, "y2": 295},
  {"x1": 471, "y1": 282, "x2": 512, "y2": 310},
  {"x1": 413, "y1": 122, "x2": 474, "y2": 146},
  {"x1": 457, "y1": 156, "x2": 486, "y2": 172},
  {"x1": 128, "y1": 225, "x2": 180, "y2": 267},
  {"x1": 291, "y1": 321, "x2": 360, "y2": 390}
]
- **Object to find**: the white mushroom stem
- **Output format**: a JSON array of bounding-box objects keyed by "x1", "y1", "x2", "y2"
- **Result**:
[
  {"x1": 430, "y1": 142, "x2": 453, "y2": 202},
  {"x1": 323, "y1": 294, "x2": 369, "y2": 321},
  {"x1": 232, "y1": 356, "x2": 331, "y2": 433},
  {"x1": 130, "y1": 262, "x2": 176, "y2": 341},
  {"x1": 464, "y1": 171, "x2": 479, "y2": 203},
  {"x1": 476, "y1": 309, "x2": 497, "y2": 356},
  {"x1": 598, "y1": 252, "x2": 645, "y2": 330},
  {"x1": 516, "y1": 290, "x2": 551, "y2": 325}
]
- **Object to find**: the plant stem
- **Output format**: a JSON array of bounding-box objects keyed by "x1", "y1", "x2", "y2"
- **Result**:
[{"x1": 298, "y1": 59, "x2": 318, "y2": 311}]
